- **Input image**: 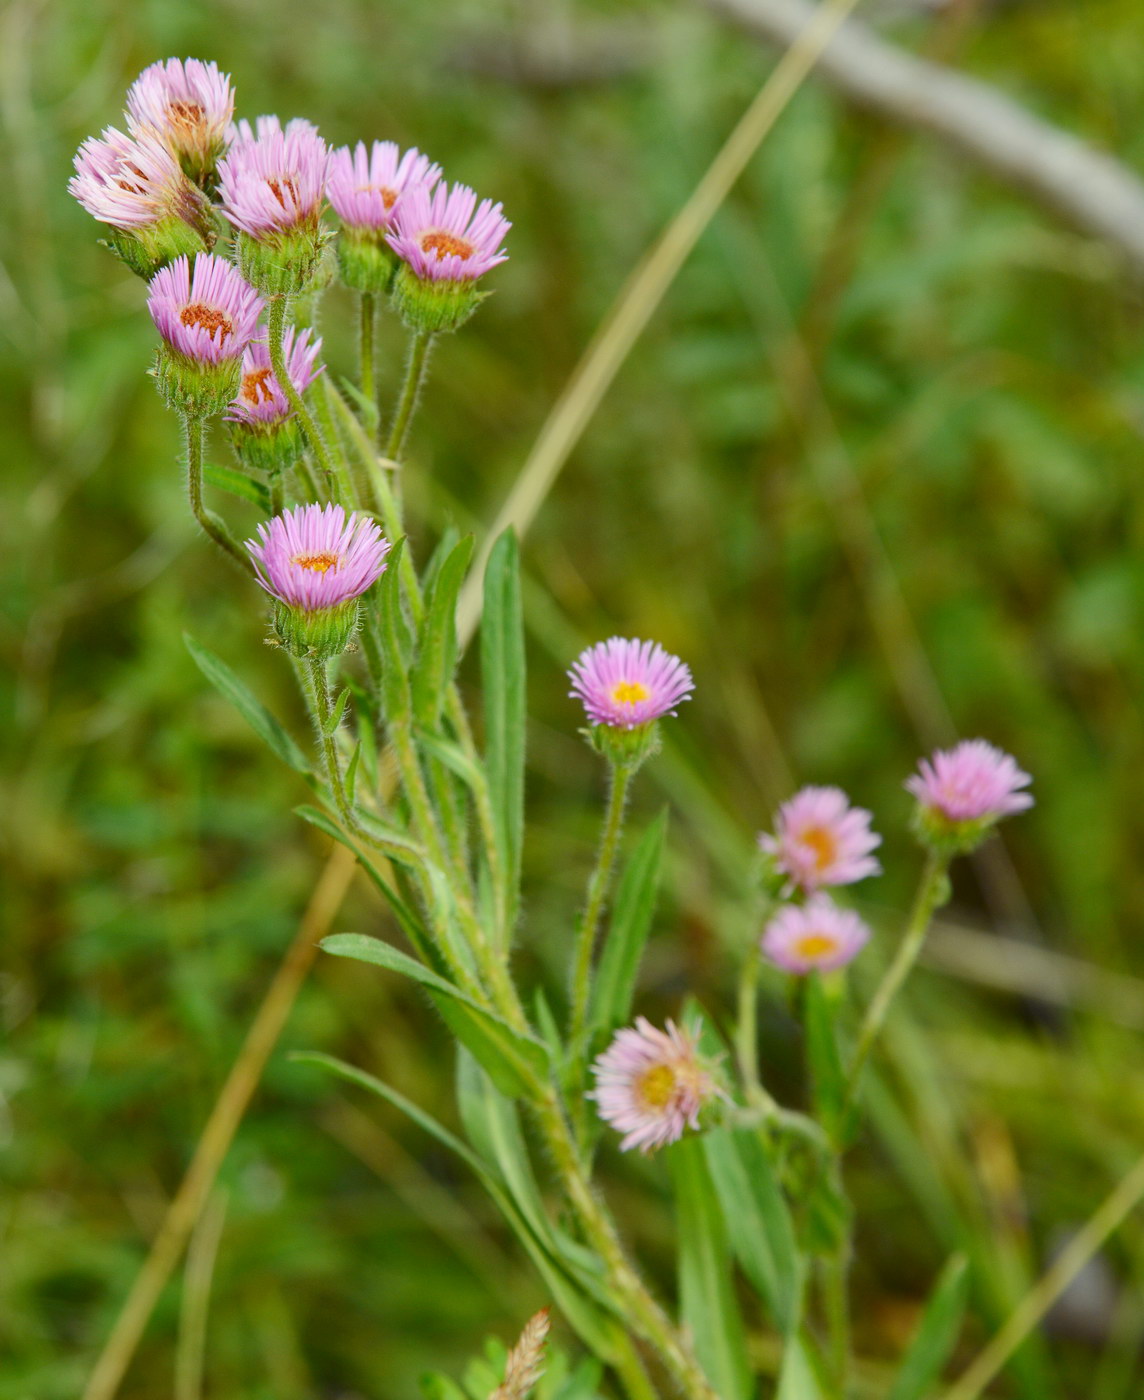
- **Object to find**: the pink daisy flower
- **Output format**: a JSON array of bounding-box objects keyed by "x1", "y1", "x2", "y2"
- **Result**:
[
  {"x1": 590, "y1": 1018, "x2": 715, "y2": 1154},
  {"x1": 568, "y1": 638, "x2": 694, "y2": 731},
  {"x1": 226, "y1": 326, "x2": 323, "y2": 428},
  {"x1": 759, "y1": 786, "x2": 881, "y2": 893},
  {"x1": 125, "y1": 58, "x2": 234, "y2": 179},
  {"x1": 387, "y1": 180, "x2": 509, "y2": 283},
  {"x1": 148, "y1": 253, "x2": 263, "y2": 365},
  {"x1": 218, "y1": 116, "x2": 328, "y2": 237},
  {"x1": 328, "y1": 140, "x2": 441, "y2": 233},
  {"x1": 69, "y1": 126, "x2": 203, "y2": 230},
  {"x1": 906, "y1": 739, "x2": 1033, "y2": 825},
  {"x1": 246, "y1": 503, "x2": 390, "y2": 612},
  {"x1": 762, "y1": 895, "x2": 871, "y2": 975}
]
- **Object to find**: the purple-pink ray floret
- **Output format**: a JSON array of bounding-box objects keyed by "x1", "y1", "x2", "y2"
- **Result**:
[
  {"x1": 69, "y1": 127, "x2": 188, "y2": 228},
  {"x1": 387, "y1": 180, "x2": 509, "y2": 283},
  {"x1": 226, "y1": 326, "x2": 323, "y2": 427},
  {"x1": 218, "y1": 116, "x2": 329, "y2": 236},
  {"x1": 906, "y1": 739, "x2": 1033, "y2": 824},
  {"x1": 589, "y1": 1018, "x2": 713, "y2": 1154},
  {"x1": 759, "y1": 785, "x2": 882, "y2": 893},
  {"x1": 148, "y1": 253, "x2": 264, "y2": 363},
  {"x1": 125, "y1": 57, "x2": 234, "y2": 159},
  {"x1": 762, "y1": 894, "x2": 871, "y2": 975},
  {"x1": 328, "y1": 140, "x2": 442, "y2": 231},
  {"x1": 245, "y1": 503, "x2": 391, "y2": 611},
  {"x1": 568, "y1": 637, "x2": 694, "y2": 730}
]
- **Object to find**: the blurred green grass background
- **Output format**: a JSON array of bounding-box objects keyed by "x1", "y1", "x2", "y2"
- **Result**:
[{"x1": 5, "y1": 0, "x2": 1144, "y2": 1394}]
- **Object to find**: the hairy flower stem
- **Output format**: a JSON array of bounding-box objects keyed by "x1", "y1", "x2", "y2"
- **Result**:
[
  {"x1": 385, "y1": 328, "x2": 434, "y2": 464},
  {"x1": 530, "y1": 1087, "x2": 718, "y2": 1400},
  {"x1": 569, "y1": 762, "x2": 633, "y2": 1050},
  {"x1": 183, "y1": 415, "x2": 251, "y2": 572},
  {"x1": 267, "y1": 293, "x2": 340, "y2": 501},
  {"x1": 268, "y1": 471, "x2": 285, "y2": 517},
  {"x1": 304, "y1": 656, "x2": 356, "y2": 831},
  {"x1": 845, "y1": 852, "x2": 951, "y2": 1108},
  {"x1": 359, "y1": 292, "x2": 376, "y2": 415}
]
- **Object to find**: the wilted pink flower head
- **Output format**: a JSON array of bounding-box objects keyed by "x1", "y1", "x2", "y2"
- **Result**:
[
  {"x1": 907, "y1": 740, "x2": 1033, "y2": 826},
  {"x1": 569, "y1": 638, "x2": 694, "y2": 731},
  {"x1": 218, "y1": 117, "x2": 328, "y2": 236},
  {"x1": 246, "y1": 504, "x2": 390, "y2": 612},
  {"x1": 148, "y1": 254, "x2": 263, "y2": 364},
  {"x1": 70, "y1": 127, "x2": 196, "y2": 229},
  {"x1": 762, "y1": 894, "x2": 871, "y2": 975},
  {"x1": 387, "y1": 180, "x2": 509, "y2": 283},
  {"x1": 590, "y1": 1018, "x2": 715, "y2": 1154},
  {"x1": 126, "y1": 58, "x2": 234, "y2": 177},
  {"x1": 328, "y1": 141, "x2": 441, "y2": 232},
  {"x1": 226, "y1": 327, "x2": 323, "y2": 428},
  {"x1": 760, "y1": 786, "x2": 881, "y2": 893}
]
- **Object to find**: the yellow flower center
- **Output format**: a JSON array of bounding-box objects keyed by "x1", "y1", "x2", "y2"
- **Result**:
[
  {"x1": 801, "y1": 825, "x2": 838, "y2": 872},
  {"x1": 167, "y1": 99, "x2": 205, "y2": 132},
  {"x1": 292, "y1": 552, "x2": 340, "y2": 574},
  {"x1": 636, "y1": 1064, "x2": 677, "y2": 1110},
  {"x1": 795, "y1": 933, "x2": 838, "y2": 962},
  {"x1": 611, "y1": 680, "x2": 650, "y2": 706},
  {"x1": 421, "y1": 230, "x2": 474, "y2": 261}
]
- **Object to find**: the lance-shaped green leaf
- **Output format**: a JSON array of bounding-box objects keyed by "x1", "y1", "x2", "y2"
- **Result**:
[
  {"x1": 588, "y1": 809, "x2": 667, "y2": 1044},
  {"x1": 185, "y1": 633, "x2": 310, "y2": 775},
  {"x1": 203, "y1": 461, "x2": 272, "y2": 512},
  {"x1": 322, "y1": 933, "x2": 549, "y2": 1097},
  {"x1": 669, "y1": 1136, "x2": 752, "y2": 1400},
  {"x1": 804, "y1": 972, "x2": 847, "y2": 1139},
  {"x1": 886, "y1": 1254, "x2": 969, "y2": 1400},
  {"x1": 481, "y1": 530, "x2": 525, "y2": 918},
  {"x1": 703, "y1": 1126, "x2": 804, "y2": 1336},
  {"x1": 413, "y1": 534, "x2": 474, "y2": 728},
  {"x1": 775, "y1": 1335, "x2": 828, "y2": 1400},
  {"x1": 375, "y1": 537, "x2": 415, "y2": 721}
]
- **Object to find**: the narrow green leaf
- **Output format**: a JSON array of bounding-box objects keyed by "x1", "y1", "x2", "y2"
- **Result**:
[
  {"x1": 298, "y1": 1052, "x2": 623, "y2": 1364},
  {"x1": 886, "y1": 1255, "x2": 969, "y2": 1400},
  {"x1": 185, "y1": 633, "x2": 310, "y2": 774},
  {"x1": 321, "y1": 933, "x2": 549, "y2": 1096},
  {"x1": 416, "y1": 729, "x2": 486, "y2": 795},
  {"x1": 419, "y1": 1373, "x2": 469, "y2": 1400},
  {"x1": 804, "y1": 973, "x2": 846, "y2": 1137},
  {"x1": 589, "y1": 810, "x2": 667, "y2": 1042},
  {"x1": 337, "y1": 374, "x2": 379, "y2": 432},
  {"x1": 323, "y1": 685, "x2": 351, "y2": 735},
  {"x1": 481, "y1": 530, "x2": 525, "y2": 917},
  {"x1": 775, "y1": 1335, "x2": 828, "y2": 1400},
  {"x1": 703, "y1": 1126, "x2": 804, "y2": 1335},
  {"x1": 343, "y1": 742, "x2": 362, "y2": 805},
  {"x1": 412, "y1": 534, "x2": 474, "y2": 728},
  {"x1": 295, "y1": 802, "x2": 423, "y2": 870},
  {"x1": 203, "y1": 462, "x2": 271, "y2": 511},
  {"x1": 669, "y1": 1136, "x2": 752, "y2": 1400},
  {"x1": 376, "y1": 537, "x2": 414, "y2": 720}
]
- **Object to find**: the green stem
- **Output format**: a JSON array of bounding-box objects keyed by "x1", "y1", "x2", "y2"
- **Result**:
[
  {"x1": 736, "y1": 947, "x2": 763, "y2": 1101},
  {"x1": 384, "y1": 328, "x2": 434, "y2": 464},
  {"x1": 569, "y1": 762, "x2": 633, "y2": 1048},
  {"x1": 267, "y1": 294, "x2": 339, "y2": 501},
  {"x1": 823, "y1": 1246, "x2": 851, "y2": 1396},
  {"x1": 845, "y1": 852, "x2": 950, "y2": 1106},
  {"x1": 304, "y1": 655, "x2": 355, "y2": 832},
  {"x1": 183, "y1": 414, "x2": 252, "y2": 572},
  {"x1": 268, "y1": 471, "x2": 285, "y2": 517},
  {"x1": 359, "y1": 292, "x2": 376, "y2": 413}
]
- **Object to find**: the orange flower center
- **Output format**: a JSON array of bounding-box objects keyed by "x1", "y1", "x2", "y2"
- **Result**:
[
  {"x1": 801, "y1": 825, "x2": 837, "y2": 871},
  {"x1": 795, "y1": 933, "x2": 838, "y2": 962},
  {"x1": 610, "y1": 681, "x2": 649, "y2": 706},
  {"x1": 421, "y1": 230, "x2": 474, "y2": 261},
  {"x1": 267, "y1": 175, "x2": 300, "y2": 209},
  {"x1": 292, "y1": 552, "x2": 340, "y2": 574},
  {"x1": 167, "y1": 99, "x2": 205, "y2": 131},
  {"x1": 179, "y1": 303, "x2": 233, "y2": 342},
  {"x1": 241, "y1": 367, "x2": 275, "y2": 405},
  {"x1": 358, "y1": 185, "x2": 398, "y2": 209},
  {"x1": 636, "y1": 1064, "x2": 677, "y2": 1110}
]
